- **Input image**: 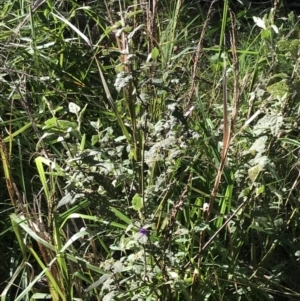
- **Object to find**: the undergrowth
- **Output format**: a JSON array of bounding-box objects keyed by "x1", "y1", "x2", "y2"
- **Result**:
[{"x1": 1, "y1": 0, "x2": 300, "y2": 301}]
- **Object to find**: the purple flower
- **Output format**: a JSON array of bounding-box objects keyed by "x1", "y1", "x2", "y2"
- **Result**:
[{"x1": 139, "y1": 227, "x2": 147, "y2": 236}]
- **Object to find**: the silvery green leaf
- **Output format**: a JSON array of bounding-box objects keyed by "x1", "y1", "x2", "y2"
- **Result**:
[
  {"x1": 249, "y1": 154, "x2": 269, "y2": 168},
  {"x1": 114, "y1": 72, "x2": 133, "y2": 92},
  {"x1": 152, "y1": 78, "x2": 163, "y2": 84},
  {"x1": 101, "y1": 278, "x2": 115, "y2": 292},
  {"x1": 144, "y1": 149, "x2": 163, "y2": 167},
  {"x1": 57, "y1": 192, "x2": 73, "y2": 208},
  {"x1": 90, "y1": 120, "x2": 101, "y2": 130},
  {"x1": 271, "y1": 24, "x2": 279, "y2": 34},
  {"x1": 167, "y1": 103, "x2": 177, "y2": 112},
  {"x1": 68, "y1": 102, "x2": 81, "y2": 114},
  {"x1": 154, "y1": 120, "x2": 165, "y2": 134},
  {"x1": 114, "y1": 135, "x2": 126, "y2": 142},
  {"x1": 274, "y1": 218, "x2": 283, "y2": 227},
  {"x1": 253, "y1": 115, "x2": 284, "y2": 136},
  {"x1": 160, "y1": 136, "x2": 176, "y2": 148},
  {"x1": 253, "y1": 16, "x2": 266, "y2": 29},
  {"x1": 98, "y1": 162, "x2": 114, "y2": 174},
  {"x1": 168, "y1": 271, "x2": 178, "y2": 279},
  {"x1": 85, "y1": 274, "x2": 112, "y2": 292},
  {"x1": 134, "y1": 232, "x2": 148, "y2": 244},
  {"x1": 174, "y1": 228, "x2": 189, "y2": 236},
  {"x1": 57, "y1": 192, "x2": 85, "y2": 208},
  {"x1": 103, "y1": 291, "x2": 117, "y2": 301},
  {"x1": 127, "y1": 24, "x2": 145, "y2": 40},
  {"x1": 249, "y1": 136, "x2": 268, "y2": 154},
  {"x1": 168, "y1": 149, "x2": 182, "y2": 160},
  {"x1": 112, "y1": 261, "x2": 123, "y2": 273}
]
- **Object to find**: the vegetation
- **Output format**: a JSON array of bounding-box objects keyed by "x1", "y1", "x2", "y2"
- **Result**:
[{"x1": 1, "y1": 0, "x2": 300, "y2": 300}]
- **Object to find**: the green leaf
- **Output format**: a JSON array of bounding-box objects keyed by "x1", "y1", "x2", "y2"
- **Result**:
[
  {"x1": 261, "y1": 29, "x2": 271, "y2": 39},
  {"x1": 248, "y1": 164, "x2": 261, "y2": 182},
  {"x1": 151, "y1": 47, "x2": 159, "y2": 59},
  {"x1": 256, "y1": 185, "x2": 265, "y2": 196},
  {"x1": 91, "y1": 135, "x2": 99, "y2": 145},
  {"x1": 132, "y1": 193, "x2": 143, "y2": 211},
  {"x1": 110, "y1": 207, "x2": 131, "y2": 225},
  {"x1": 267, "y1": 79, "x2": 291, "y2": 100},
  {"x1": 3, "y1": 122, "x2": 32, "y2": 142},
  {"x1": 43, "y1": 117, "x2": 77, "y2": 131}
]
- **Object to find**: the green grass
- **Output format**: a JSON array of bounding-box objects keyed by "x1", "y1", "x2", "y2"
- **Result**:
[{"x1": 1, "y1": 0, "x2": 300, "y2": 301}]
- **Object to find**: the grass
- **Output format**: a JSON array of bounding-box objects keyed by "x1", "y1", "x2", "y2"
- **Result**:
[{"x1": 1, "y1": 0, "x2": 300, "y2": 300}]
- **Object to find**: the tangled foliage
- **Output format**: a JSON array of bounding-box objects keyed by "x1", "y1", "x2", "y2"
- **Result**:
[{"x1": 1, "y1": 1, "x2": 300, "y2": 301}]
